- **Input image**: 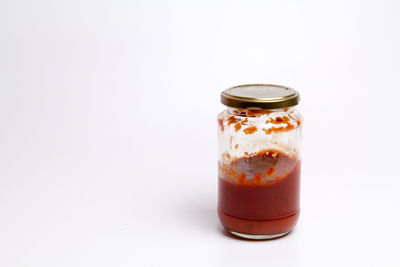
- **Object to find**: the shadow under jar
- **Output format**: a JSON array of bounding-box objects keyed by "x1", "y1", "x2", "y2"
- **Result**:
[{"x1": 217, "y1": 84, "x2": 302, "y2": 240}]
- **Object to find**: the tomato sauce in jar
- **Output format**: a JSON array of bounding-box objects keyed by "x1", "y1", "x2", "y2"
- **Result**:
[{"x1": 218, "y1": 84, "x2": 302, "y2": 239}]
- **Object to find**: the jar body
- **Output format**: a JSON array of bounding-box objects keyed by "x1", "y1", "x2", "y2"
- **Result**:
[{"x1": 217, "y1": 107, "x2": 302, "y2": 239}]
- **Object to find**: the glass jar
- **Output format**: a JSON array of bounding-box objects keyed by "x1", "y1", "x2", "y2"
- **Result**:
[{"x1": 217, "y1": 84, "x2": 302, "y2": 240}]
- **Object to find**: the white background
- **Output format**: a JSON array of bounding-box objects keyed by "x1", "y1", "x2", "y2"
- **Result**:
[{"x1": 1, "y1": 0, "x2": 400, "y2": 266}]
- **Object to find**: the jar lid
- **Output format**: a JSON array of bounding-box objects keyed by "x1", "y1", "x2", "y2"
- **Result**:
[{"x1": 221, "y1": 84, "x2": 300, "y2": 109}]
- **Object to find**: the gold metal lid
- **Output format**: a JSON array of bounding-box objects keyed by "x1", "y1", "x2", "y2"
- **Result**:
[{"x1": 221, "y1": 84, "x2": 300, "y2": 109}]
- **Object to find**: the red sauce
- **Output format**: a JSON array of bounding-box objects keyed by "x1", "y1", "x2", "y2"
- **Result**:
[
  {"x1": 234, "y1": 123, "x2": 242, "y2": 132},
  {"x1": 218, "y1": 150, "x2": 300, "y2": 235},
  {"x1": 246, "y1": 109, "x2": 273, "y2": 117},
  {"x1": 218, "y1": 118, "x2": 224, "y2": 132},
  {"x1": 243, "y1": 126, "x2": 257, "y2": 134},
  {"x1": 262, "y1": 124, "x2": 295, "y2": 134},
  {"x1": 227, "y1": 115, "x2": 239, "y2": 125},
  {"x1": 241, "y1": 118, "x2": 248, "y2": 125},
  {"x1": 232, "y1": 109, "x2": 273, "y2": 117},
  {"x1": 219, "y1": 111, "x2": 300, "y2": 136}
]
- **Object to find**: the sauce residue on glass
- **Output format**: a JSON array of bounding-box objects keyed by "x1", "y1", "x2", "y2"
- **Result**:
[
  {"x1": 233, "y1": 109, "x2": 274, "y2": 117},
  {"x1": 218, "y1": 118, "x2": 224, "y2": 132},
  {"x1": 219, "y1": 111, "x2": 300, "y2": 136},
  {"x1": 243, "y1": 126, "x2": 258, "y2": 134},
  {"x1": 234, "y1": 123, "x2": 242, "y2": 132}
]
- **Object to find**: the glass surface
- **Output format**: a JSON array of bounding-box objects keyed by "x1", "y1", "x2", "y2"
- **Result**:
[{"x1": 217, "y1": 107, "x2": 302, "y2": 239}]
